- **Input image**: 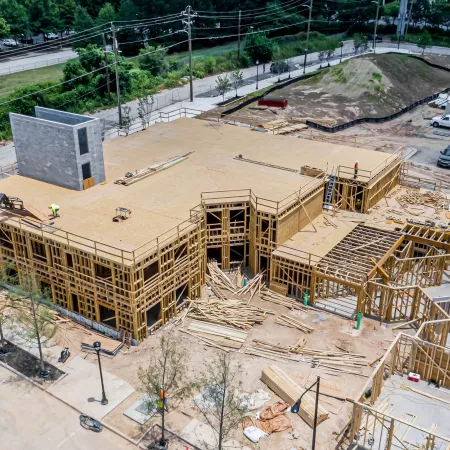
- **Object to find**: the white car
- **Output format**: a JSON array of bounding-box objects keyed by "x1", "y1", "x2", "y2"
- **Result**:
[
  {"x1": 431, "y1": 114, "x2": 450, "y2": 128},
  {"x1": 2, "y1": 39, "x2": 17, "y2": 47}
]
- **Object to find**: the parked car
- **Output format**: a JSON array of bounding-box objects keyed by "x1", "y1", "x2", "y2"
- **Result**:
[
  {"x1": 430, "y1": 114, "x2": 450, "y2": 128},
  {"x1": 437, "y1": 144, "x2": 450, "y2": 168},
  {"x1": 2, "y1": 39, "x2": 18, "y2": 47},
  {"x1": 270, "y1": 61, "x2": 289, "y2": 74},
  {"x1": 45, "y1": 33, "x2": 59, "y2": 40}
]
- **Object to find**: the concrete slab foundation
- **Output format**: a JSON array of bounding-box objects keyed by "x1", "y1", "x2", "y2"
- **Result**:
[{"x1": 47, "y1": 355, "x2": 134, "y2": 419}]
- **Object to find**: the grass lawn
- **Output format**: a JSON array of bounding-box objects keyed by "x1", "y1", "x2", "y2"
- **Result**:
[{"x1": 0, "y1": 63, "x2": 66, "y2": 99}]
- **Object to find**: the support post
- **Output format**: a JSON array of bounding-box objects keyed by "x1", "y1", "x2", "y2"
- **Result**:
[
  {"x1": 303, "y1": 0, "x2": 313, "y2": 73},
  {"x1": 372, "y1": 1, "x2": 381, "y2": 53},
  {"x1": 187, "y1": 6, "x2": 194, "y2": 102},
  {"x1": 111, "y1": 23, "x2": 122, "y2": 126}
]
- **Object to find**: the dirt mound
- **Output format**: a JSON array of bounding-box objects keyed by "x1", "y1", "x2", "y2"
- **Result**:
[{"x1": 227, "y1": 54, "x2": 450, "y2": 126}]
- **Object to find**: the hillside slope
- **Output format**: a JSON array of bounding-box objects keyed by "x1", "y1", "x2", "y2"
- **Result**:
[{"x1": 224, "y1": 54, "x2": 450, "y2": 126}]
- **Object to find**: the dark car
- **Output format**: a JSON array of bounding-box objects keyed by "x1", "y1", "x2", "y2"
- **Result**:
[
  {"x1": 270, "y1": 61, "x2": 289, "y2": 74},
  {"x1": 367, "y1": 33, "x2": 383, "y2": 42},
  {"x1": 18, "y1": 36, "x2": 34, "y2": 44},
  {"x1": 437, "y1": 145, "x2": 450, "y2": 168}
]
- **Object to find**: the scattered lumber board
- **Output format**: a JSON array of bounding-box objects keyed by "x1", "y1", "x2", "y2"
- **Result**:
[
  {"x1": 261, "y1": 366, "x2": 329, "y2": 427},
  {"x1": 81, "y1": 334, "x2": 123, "y2": 356},
  {"x1": 236, "y1": 271, "x2": 265, "y2": 301},
  {"x1": 261, "y1": 288, "x2": 309, "y2": 311},
  {"x1": 276, "y1": 314, "x2": 314, "y2": 333}
]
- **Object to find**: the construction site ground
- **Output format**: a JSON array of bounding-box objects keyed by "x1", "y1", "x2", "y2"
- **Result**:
[
  {"x1": 14, "y1": 289, "x2": 399, "y2": 450},
  {"x1": 207, "y1": 54, "x2": 450, "y2": 127}
]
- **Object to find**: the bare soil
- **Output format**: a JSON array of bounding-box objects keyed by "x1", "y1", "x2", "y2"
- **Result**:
[
  {"x1": 0, "y1": 340, "x2": 64, "y2": 385},
  {"x1": 215, "y1": 54, "x2": 450, "y2": 126},
  {"x1": 54, "y1": 292, "x2": 396, "y2": 450}
]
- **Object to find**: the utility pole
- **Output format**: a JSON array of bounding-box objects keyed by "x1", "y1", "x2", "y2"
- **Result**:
[
  {"x1": 102, "y1": 33, "x2": 111, "y2": 95},
  {"x1": 111, "y1": 23, "x2": 122, "y2": 126},
  {"x1": 372, "y1": 0, "x2": 381, "y2": 53},
  {"x1": 405, "y1": 0, "x2": 415, "y2": 35},
  {"x1": 303, "y1": 0, "x2": 313, "y2": 74},
  {"x1": 237, "y1": 10, "x2": 241, "y2": 59},
  {"x1": 182, "y1": 6, "x2": 196, "y2": 102}
]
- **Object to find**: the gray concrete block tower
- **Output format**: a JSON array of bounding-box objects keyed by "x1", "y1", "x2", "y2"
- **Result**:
[{"x1": 10, "y1": 107, "x2": 105, "y2": 191}]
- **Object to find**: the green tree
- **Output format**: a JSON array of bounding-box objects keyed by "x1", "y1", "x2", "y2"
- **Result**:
[
  {"x1": 0, "y1": 17, "x2": 10, "y2": 38},
  {"x1": 138, "y1": 45, "x2": 169, "y2": 76},
  {"x1": 137, "y1": 95, "x2": 154, "y2": 129},
  {"x1": 97, "y1": 2, "x2": 115, "y2": 25},
  {"x1": 216, "y1": 74, "x2": 231, "y2": 102},
  {"x1": 418, "y1": 29, "x2": 432, "y2": 55},
  {"x1": 230, "y1": 69, "x2": 244, "y2": 97},
  {"x1": 56, "y1": 0, "x2": 76, "y2": 31},
  {"x1": 382, "y1": 1, "x2": 400, "y2": 25},
  {"x1": 73, "y1": 5, "x2": 94, "y2": 32},
  {"x1": 0, "y1": 0, "x2": 29, "y2": 38},
  {"x1": 244, "y1": 31, "x2": 274, "y2": 64},
  {"x1": 29, "y1": 0, "x2": 62, "y2": 38}
]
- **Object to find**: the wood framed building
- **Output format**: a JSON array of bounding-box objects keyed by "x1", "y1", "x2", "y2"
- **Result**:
[{"x1": 0, "y1": 116, "x2": 404, "y2": 341}]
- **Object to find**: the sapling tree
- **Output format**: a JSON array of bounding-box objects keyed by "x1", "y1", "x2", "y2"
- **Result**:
[
  {"x1": 229, "y1": 70, "x2": 244, "y2": 97},
  {"x1": 15, "y1": 274, "x2": 58, "y2": 378},
  {"x1": 215, "y1": 75, "x2": 231, "y2": 103},
  {"x1": 138, "y1": 332, "x2": 197, "y2": 447},
  {"x1": 194, "y1": 351, "x2": 248, "y2": 450}
]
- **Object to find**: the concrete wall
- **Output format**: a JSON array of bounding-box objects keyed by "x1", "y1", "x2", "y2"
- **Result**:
[
  {"x1": 10, "y1": 107, "x2": 105, "y2": 191},
  {"x1": 10, "y1": 113, "x2": 81, "y2": 190},
  {"x1": 35, "y1": 107, "x2": 92, "y2": 125}
]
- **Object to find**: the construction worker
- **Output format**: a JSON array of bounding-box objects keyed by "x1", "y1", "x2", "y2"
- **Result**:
[
  {"x1": 354, "y1": 161, "x2": 359, "y2": 179},
  {"x1": 356, "y1": 198, "x2": 362, "y2": 211},
  {"x1": 48, "y1": 204, "x2": 60, "y2": 218}
]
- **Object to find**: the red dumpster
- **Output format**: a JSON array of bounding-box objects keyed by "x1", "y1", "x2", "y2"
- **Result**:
[{"x1": 258, "y1": 97, "x2": 288, "y2": 109}]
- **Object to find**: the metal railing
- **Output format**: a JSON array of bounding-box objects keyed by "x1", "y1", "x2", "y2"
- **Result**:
[{"x1": 0, "y1": 54, "x2": 75, "y2": 76}]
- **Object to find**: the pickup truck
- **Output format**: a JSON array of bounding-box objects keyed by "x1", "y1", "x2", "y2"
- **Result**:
[{"x1": 431, "y1": 114, "x2": 450, "y2": 128}]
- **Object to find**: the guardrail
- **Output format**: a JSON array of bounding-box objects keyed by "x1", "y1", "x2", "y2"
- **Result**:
[{"x1": 0, "y1": 54, "x2": 74, "y2": 76}]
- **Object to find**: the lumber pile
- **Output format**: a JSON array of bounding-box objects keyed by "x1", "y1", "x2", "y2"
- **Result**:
[
  {"x1": 81, "y1": 334, "x2": 123, "y2": 356},
  {"x1": 259, "y1": 119, "x2": 289, "y2": 130},
  {"x1": 261, "y1": 366, "x2": 329, "y2": 427},
  {"x1": 290, "y1": 337, "x2": 308, "y2": 353},
  {"x1": 187, "y1": 298, "x2": 272, "y2": 329},
  {"x1": 235, "y1": 270, "x2": 265, "y2": 302},
  {"x1": 396, "y1": 190, "x2": 445, "y2": 208},
  {"x1": 276, "y1": 314, "x2": 314, "y2": 334},
  {"x1": 115, "y1": 152, "x2": 193, "y2": 186},
  {"x1": 187, "y1": 319, "x2": 248, "y2": 349},
  {"x1": 207, "y1": 262, "x2": 237, "y2": 294},
  {"x1": 261, "y1": 288, "x2": 309, "y2": 312}
]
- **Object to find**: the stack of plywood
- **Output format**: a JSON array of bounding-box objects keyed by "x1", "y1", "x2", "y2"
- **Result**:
[
  {"x1": 187, "y1": 319, "x2": 248, "y2": 349},
  {"x1": 261, "y1": 366, "x2": 329, "y2": 427}
]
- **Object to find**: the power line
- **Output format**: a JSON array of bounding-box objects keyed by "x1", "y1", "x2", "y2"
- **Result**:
[{"x1": 196, "y1": 0, "x2": 304, "y2": 14}]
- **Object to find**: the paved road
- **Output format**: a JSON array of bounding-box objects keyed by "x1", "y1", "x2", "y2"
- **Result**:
[
  {"x1": 0, "y1": 365, "x2": 134, "y2": 450},
  {"x1": 0, "y1": 48, "x2": 77, "y2": 75}
]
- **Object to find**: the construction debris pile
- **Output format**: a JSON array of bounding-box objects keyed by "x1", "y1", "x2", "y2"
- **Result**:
[
  {"x1": 396, "y1": 190, "x2": 446, "y2": 208},
  {"x1": 186, "y1": 298, "x2": 273, "y2": 329},
  {"x1": 260, "y1": 287, "x2": 309, "y2": 311}
]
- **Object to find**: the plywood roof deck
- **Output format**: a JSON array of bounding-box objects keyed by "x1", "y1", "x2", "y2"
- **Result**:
[
  {"x1": 0, "y1": 118, "x2": 394, "y2": 258},
  {"x1": 273, "y1": 214, "x2": 358, "y2": 265}
]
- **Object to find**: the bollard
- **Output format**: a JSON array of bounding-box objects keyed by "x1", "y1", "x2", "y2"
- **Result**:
[
  {"x1": 303, "y1": 292, "x2": 309, "y2": 306},
  {"x1": 356, "y1": 311, "x2": 362, "y2": 330}
]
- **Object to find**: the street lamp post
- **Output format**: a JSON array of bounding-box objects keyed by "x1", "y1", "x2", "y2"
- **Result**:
[
  {"x1": 340, "y1": 41, "x2": 344, "y2": 63},
  {"x1": 256, "y1": 60, "x2": 259, "y2": 90},
  {"x1": 372, "y1": 0, "x2": 381, "y2": 53},
  {"x1": 93, "y1": 341, "x2": 108, "y2": 406},
  {"x1": 291, "y1": 376, "x2": 320, "y2": 450}
]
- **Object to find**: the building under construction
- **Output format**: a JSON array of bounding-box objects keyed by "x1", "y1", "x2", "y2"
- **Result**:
[{"x1": 0, "y1": 107, "x2": 442, "y2": 342}]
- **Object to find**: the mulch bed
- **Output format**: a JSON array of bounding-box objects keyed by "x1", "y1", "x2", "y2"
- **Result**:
[{"x1": 0, "y1": 340, "x2": 64, "y2": 385}]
